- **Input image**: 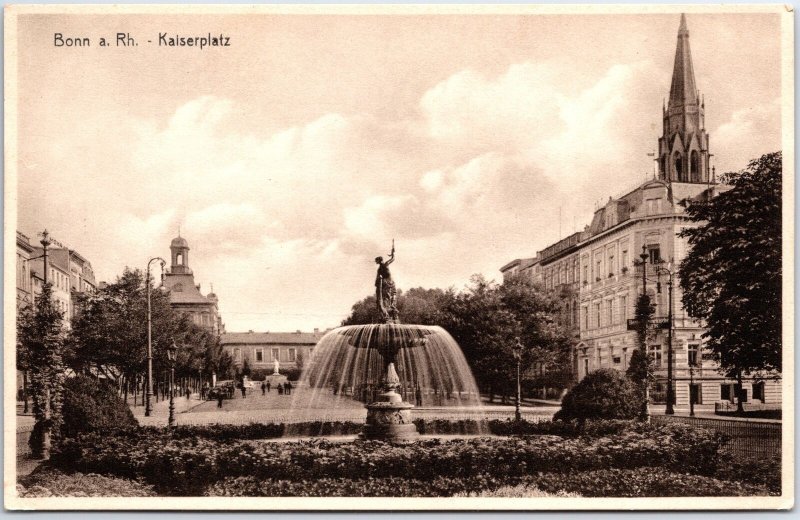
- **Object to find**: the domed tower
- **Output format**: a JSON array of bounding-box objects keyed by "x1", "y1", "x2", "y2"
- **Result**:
[
  {"x1": 658, "y1": 14, "x2": 711, "y2": 183},
  {"x1": 170, "y1": 235, "x2": 192, "y2": 275}
]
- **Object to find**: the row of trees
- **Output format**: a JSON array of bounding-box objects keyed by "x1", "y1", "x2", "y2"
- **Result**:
[
  {"x1": 17, "y1": 268, "x2": 233, "y2": 457},
  {"x1": 342, "y1": 275, "x2": 575, "y2": 402}
]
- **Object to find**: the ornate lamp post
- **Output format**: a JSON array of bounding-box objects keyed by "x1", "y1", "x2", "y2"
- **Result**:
[
  {"x1": 145, "y1": 257, "x2": 166, "y2": 417},
  {"x1": 654, "y1": 260, "x2": 676, "y2": 415},
  {"x1": 167, "y1": 340, "x2": 177, "y2": 427},
  {"x1": 689, "y1": 363, "x2": 695, "y2": 417},
  {"x1": 512, "y1": 338, "x2": 523, "y2": 422}
]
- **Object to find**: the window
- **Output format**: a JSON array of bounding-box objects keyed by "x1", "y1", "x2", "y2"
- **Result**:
[
  {"x1": 583, "y1": 265, "x2": 588, "y2": 283},
  {"x1": 752, "y1": 382, "x2": 765, "y2": 403},
  {"x1": 606, "y1": 300, "x2": 613, "y2": 326},
  {"x1": 255, "y1": 349, "x2": 264, "y2": 362},
  {"x1": 234, "y1": 348, "x2": 241, "y2": 362},
  {"x1": 595, "y1": 259, "x2": 602, "y2": 280},
  {"x1": 272, "y1": 348, "x2": 280, "y2": 362},
  {"x1": 582, "y1": 307, "x2": 588, "y2": 330},
  {"x1": 608, "y1": 254, "x2": 615, "y2": 276},
  {"x1": 648, "y1": 247, "x2": 661, "y2": 264},
  {"x1": 621, "y1": 249, "x2": 629, "y2": 270},
  {"x1": 583, "y1": 358, "x2": 589, "y2": 377},
  {"x1": 619, "y1": 296, "x2": 627, "y2": 323},
  {"x1": 720, "y1": 383, "x2": 733, "y2": 402},
  {"x1": 687, "y1": 343, "x2": 699, "y2": 367},
  {"x1": 648, "y1": 344, "x2": 662, "y2": 367},
  {"x1": 594, "y1": 303, "x2": 601, "y2": 328},
  {"x1": 288, "y1": 348, "x2": 296, "y2": 362},
  {"x1": 176, "y1": 253, "x2": 183, "y2": 265}
]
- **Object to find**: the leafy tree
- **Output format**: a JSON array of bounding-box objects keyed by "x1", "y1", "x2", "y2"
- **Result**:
[
  {"x1": 440, "y1": 274, "x2": 572, "y2": 401},
  {"x1": 69, "y1": 268, "x2": 224, "y2": 399},
  {"x1": 241, "y1": 358, "x2": 252, "y2": 379},
  {"x1": 341, "y1": 287, "x2": 449, "y2": 326},
  {"x1": 627, "y1": 294, "x2": 656, "y2": 419},
  {"x1": 18, "y1": 283, "x2": 66, "y2": 458},
  {"x1": 679, "y1": 152, "x2": 782, "y2": 412}
]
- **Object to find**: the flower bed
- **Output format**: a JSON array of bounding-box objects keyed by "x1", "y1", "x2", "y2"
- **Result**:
[{"x1": 52, "y1": 422, "x2": 726, "y2": 496}]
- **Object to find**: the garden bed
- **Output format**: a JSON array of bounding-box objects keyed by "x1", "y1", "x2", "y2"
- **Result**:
[{"x1": 32, "y1": 419, "x2": 779, "y2": 497}]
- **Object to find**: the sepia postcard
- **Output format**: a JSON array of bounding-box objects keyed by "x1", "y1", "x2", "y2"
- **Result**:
[{"x1": 4, "y1": 3, "x2": 794, "y2": 511}]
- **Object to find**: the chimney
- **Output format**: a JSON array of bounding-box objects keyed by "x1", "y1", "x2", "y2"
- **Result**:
[
  {"x1": 296, "y1": 329, "x2": 301, "y2": 334},
  {"x1": 314, "y1": 328, "x2": 319, "y2": 334}
]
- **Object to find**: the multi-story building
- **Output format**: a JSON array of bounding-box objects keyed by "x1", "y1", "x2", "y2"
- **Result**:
[
  {"x1": 16, "y1": 231, "x2": 34, "y2": 311},
  {"x1": 501, "y1": 14, "x2": 781, "y2": 408},
  {"x1": 29, "y1": 253, "x2": 72, "y2": 321},
  {"x1": 163, "y1": 235, "x2": 224, "y2": 334},
  {"x1": 221, "y1": 330, "x2": 324, "y2": 374},
  {"x1": 500, "y1": 256, "x2": 541, "y2": 285}
]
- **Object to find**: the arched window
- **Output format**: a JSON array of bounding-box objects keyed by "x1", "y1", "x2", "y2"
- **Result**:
[
  {"x1": 176, "y1": 253, "x2": 183, "y2": 265},
  {"x1": 673, "y1": 152, "x2": 683, "y2": 181},
  {"x1": 690, "y1": 150, "x2": 699, "y2": 181},
  {"x1": 660, "y1": 156, "x2": 666, "y2": 178}
]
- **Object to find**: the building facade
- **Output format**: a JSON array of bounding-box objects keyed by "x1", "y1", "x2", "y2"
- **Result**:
[
  {"x1": 221, "y1": 330, "x2": 324, "y2": 374},
  {"x1": 500, "y1": 15, "x2": 781, "y2": 408},
  {"x1": 16, "y1": 231, "x2": 34, "y2": 311},
  {"x1": 163, "y1": 235, "x2": 224, "y2": 334}
]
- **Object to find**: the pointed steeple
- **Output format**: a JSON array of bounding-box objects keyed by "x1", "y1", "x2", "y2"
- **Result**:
[
  {"x1": 657, "y1": 14, "x2": 710, "y2": 184},
  {"x1": 669, "y1": 13, "x2": 698, "y2": 107}
]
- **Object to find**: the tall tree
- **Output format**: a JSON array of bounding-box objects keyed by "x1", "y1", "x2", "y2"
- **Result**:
[
  {"x1": 341, "y1": 287, "x2": 449, "y2": 326},
  {"x1": 627, "y1": 294, "x2": 656, "y2": 419},
  {"x1": 17, "y1": 283, "x2": 66, "y2": 459},
  {"x1": 679, "y1": 152, "x2": 782, "y2": 412}
]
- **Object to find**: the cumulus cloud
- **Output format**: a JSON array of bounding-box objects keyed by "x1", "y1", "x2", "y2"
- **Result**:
[
  {"x1": 18, "y1": 53, "x2": 780, "y2": 331},
  {"x1": 713, "y1": 97, "x2": 782, "y2": 174}
]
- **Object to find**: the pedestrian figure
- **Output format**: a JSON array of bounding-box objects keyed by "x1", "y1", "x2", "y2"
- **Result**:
[
  {"x1": 217, "y1": 392, "x2": 224, "y2": 408},
  {"x1": 186, "y1": 387, "x2": 191, "y2": 400},
  {"x1": 415, "y1": 384, "x2": 422, "y2": 407},
  {"x1": 266, "y1": 381, "x2": 271, "y2": 393},
  {"x1": 278, "y1": 384, "x2": 284, "y2": 395},
  {"x1": 261, "y1": 382, "x2": 266, "y2": 396},
  {"x1": 287, "y1": 381, "x2": 293, "y2": 395},
  {"x1": 241, "y1": 385, "x2": 247, "y2": 398}
]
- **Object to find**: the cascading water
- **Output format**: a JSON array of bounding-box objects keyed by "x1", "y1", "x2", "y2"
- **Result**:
[
  {"x1": 287, "y1": 242, "x2": 485, "y2": 440},
  {"x1": 287, "y1": 323, "x2": 485, "y2": 438}
]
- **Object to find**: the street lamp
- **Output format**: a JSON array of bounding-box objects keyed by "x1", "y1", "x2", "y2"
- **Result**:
[
  {"x1": 654, "y1": 259, "x2": 676, "y2": 416},
  {"x1": 145, "y1": 257, "x2": 166, "y2": 417},
  {"x1": 512, "y1": 338, "x2": 523, "y2": 422},
  {"x1": 689, "y1": 363, "x2": 695, "y2": 417},
  {"x1": 167, "y1": 340, "x2": 178, "y2": 427}
]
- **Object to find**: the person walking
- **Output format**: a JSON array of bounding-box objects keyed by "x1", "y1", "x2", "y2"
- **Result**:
[
  {"x1": 266, "y1": 381, "x2": 271, "y2": 393},
  {"x1": 241, "y1": 384, "x2": 247, "y2": 398},
  {"x1": 217, "y1": 391, "x2": 224, "y2": 409},
  {"x1": 278, "y1": 384, "x2": 284, "y2": 396},
  {"x1": 261, "y1": 382, "x2": 266, "y2": 396}
]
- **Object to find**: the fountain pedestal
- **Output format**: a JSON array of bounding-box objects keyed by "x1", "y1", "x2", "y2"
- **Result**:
[{"x1": 360, "y1": 362, "x2": 419, "y2": 441}]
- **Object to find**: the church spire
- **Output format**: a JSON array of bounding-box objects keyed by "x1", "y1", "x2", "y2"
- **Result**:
[
  {"x1": 657, "y1": 14, "x2": 710, "y2": 184},
  {"x1": 669, "y1": 13, "x2": 698, "y2": 108}
]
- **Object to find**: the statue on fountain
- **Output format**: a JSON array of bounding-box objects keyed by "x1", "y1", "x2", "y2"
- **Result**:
[{"x1": 375, "y1": 240, "x2": 399, "y2": 323}]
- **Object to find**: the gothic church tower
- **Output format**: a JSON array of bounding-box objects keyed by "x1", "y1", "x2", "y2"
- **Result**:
[{"x1": 658, "y1": 14, "x2": 711, "y2": 183}]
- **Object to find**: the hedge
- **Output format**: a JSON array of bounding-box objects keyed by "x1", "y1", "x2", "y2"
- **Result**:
[
  {"x1": 52, "y1": 423, "x2": 725, "y2": 496},
  {"x1": 204, "y1": 468, "x2": 772, "y2": 497}
]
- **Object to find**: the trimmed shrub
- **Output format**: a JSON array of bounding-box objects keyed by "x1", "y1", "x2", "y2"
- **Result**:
[
  {"x1": 51, "y1": 422, "x2": 726, "y2": 495},
  {"x1": 555, "y1": 369, "x2": 640, "y2": 422},
  {"x1": 203, "y1": 468, "x2": 770, "y2": 497},
  {"x1": 60, "y1": 375, "x2": 137, "y2": 439}
]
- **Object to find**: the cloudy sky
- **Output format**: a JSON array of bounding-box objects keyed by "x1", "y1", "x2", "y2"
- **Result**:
[{"x1": 13, "y1": 9, "x2": 783, "y2": 332}]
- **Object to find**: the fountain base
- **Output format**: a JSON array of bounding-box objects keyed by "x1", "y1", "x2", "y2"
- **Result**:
[
  {"x1": 360, "y1": 389, "x2": 419, "y2": 441},
  {"x1": 359, "y1": 362, "x2": 419, "y2": 441}
]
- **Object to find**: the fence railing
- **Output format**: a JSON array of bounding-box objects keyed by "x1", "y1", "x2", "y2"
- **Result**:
[{"x1": 651, "y1": 414, "x2": 781, "y2": 460}]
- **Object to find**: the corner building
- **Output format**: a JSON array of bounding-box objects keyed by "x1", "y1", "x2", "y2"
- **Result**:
[{"x1": 502, "y1": 15, "x2": 781, "y2": 408}]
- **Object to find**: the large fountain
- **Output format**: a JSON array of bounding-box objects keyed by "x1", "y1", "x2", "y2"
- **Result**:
[{"x1": 290, "y1": 242, "x2": 483, "y2": 441}]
